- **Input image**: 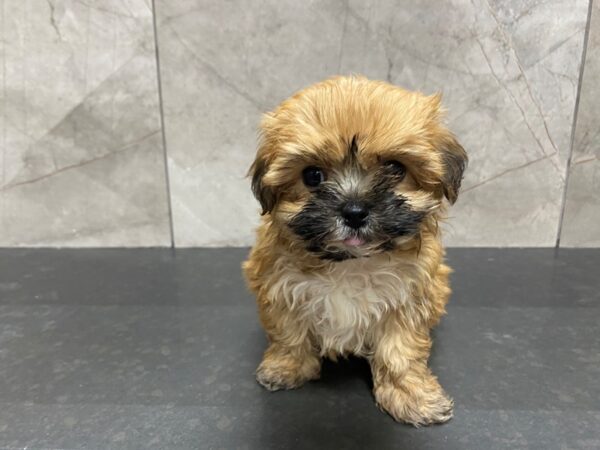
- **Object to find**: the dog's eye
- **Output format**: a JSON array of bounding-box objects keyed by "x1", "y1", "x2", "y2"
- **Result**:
[
  {"x1": 383, "y1": 160, "x2": 407, "y2": 178},
  {"x1": 302, "y1": 166, "x2": 325, "y2": 187}
]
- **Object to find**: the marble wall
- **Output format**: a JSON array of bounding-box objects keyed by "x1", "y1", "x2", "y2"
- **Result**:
[
  {"x1": 154, "y1": 0, "x2": 589, "y2": 247},
  {"x1": 560, "y1": 0, "x2": 600, "y2": 247},
  {"x1": 1, "y1": 0, "x2": 597, "y2": 247},
  {"x1": 0, "y1": 0, "x2": 171, "y2": 246}
]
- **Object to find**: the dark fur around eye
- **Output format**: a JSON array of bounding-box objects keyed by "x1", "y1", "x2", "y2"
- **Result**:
[
  {"x1": 302, "y1": 166, "x2": 325, "y2": 187},
  {"x1": 367, "y1": 173, "x2": 424, "y2": 237},
  {"x1": 289, "y1": 183, "x2": 339, "y2": 241},
  {"x1": 383, "y1": 160, "x2": 406, "y2": 179}
]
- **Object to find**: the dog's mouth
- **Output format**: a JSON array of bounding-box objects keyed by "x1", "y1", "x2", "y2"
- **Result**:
[
  {"x1": 342, "y1": 236, "x2": 366, "y2": 247},
  {"x1": 336, "y1": 224, "x2": 372, "y2": 248},
  {"x1": 330, "y1": 233, "x2": 381, "y2": 253}
]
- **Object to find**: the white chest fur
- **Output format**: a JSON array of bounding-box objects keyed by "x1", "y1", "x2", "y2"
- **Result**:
[{"x1": 268, "y1": 254, "x2": 417, "y2": 355}]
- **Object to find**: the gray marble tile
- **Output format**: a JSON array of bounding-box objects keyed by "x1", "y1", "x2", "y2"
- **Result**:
[
  {"x1": 155, "y1": 0, "x2": 588, "y2": 247},
  {"x1": 0, "y1": 249, "x2": 599, "y2": 449},
  {"x1": 561, "y1": 1, "x2": 600, "y2": 247},
  {"x1": 1, "y1": 404, "x2": 599, "y2": 450},
  {"x1": 2, "y1": 247, "x2": 599, "y2": 308},
  {"x1": 0, "y1": 0, "x2": 171, "y2": 246},
  {"x1": 2, "y1": 302, "x2": 599, "y2": 411}
]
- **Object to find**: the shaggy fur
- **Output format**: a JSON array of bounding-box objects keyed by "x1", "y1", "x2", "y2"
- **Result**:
[{"x1": 243, "y1": 76, "x2": 467, "y2": 426}]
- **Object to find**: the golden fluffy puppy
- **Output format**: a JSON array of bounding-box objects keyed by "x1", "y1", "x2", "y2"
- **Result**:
[{"x1": 243, "y1": 76, "x2": 467, "y2": 426}]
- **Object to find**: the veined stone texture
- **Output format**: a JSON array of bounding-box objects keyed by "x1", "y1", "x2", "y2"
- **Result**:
[
  {"x1": 154, "y1": 0, "x2": 588, "y2": 247},
  {"x1": 0, "y1": 0, "x2": 171, "y2": 246},
  {"x1": 1, "y1": 0, "x2": 593, "y2": 247},
  {"x1": 561, "y1": 0, "x2": 600, "y2": 247}
]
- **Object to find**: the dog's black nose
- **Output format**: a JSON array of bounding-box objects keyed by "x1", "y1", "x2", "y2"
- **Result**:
[{"x1": 341, "y1": 202, "x2": 369, "y2": 229}]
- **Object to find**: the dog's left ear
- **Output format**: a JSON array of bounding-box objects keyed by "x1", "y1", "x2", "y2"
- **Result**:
[
  {"x1": 426, "y1": 94, "x2": 468, "y2": 204},
  {"x1": 438, "y1": 132, "x2": 468, "y2": 204}
]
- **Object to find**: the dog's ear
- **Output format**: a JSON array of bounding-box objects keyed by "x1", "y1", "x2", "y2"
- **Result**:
[
  {"x1": 249, "y1": 153, "x2": 277, "y2": 215},
  {"x1": 250, "y1": 112, "x2": 282, "y2": 214},
  {"x1": 438, "y1": 132, "x2": 468, "y2": 204},
  {"x1": 425, "y1": 94, "x2": 467, "y2": 204}
]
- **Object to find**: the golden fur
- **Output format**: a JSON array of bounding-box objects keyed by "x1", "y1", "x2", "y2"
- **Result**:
[{"x1": 243, "y1": 76, "x2": 466, "y2": 426}]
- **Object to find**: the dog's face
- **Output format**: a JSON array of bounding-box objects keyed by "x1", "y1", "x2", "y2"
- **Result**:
[{"x1": 250, "y1": 77, "x2": 467, "y2": 261}]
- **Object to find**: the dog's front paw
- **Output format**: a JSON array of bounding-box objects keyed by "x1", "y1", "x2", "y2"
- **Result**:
[
  {"x1": 374, "y1": 379, "x2": 454, "y2": 427},
  {"x1": 256, "y1": 352, "x2": 320, "y2": 391}
]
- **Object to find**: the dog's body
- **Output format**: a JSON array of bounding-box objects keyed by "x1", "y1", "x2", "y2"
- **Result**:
[{"x1": 243, "y1": 76, "x2": 466, "y2": 426}]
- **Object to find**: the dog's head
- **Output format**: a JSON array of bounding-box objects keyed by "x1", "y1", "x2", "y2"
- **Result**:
[{"x1": 250, "y1": 76, "x2": 467, "y2": 261}]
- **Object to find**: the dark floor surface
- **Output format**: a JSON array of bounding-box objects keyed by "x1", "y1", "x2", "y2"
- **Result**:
[{"x1": 0, "y1": 248, "x2": 599, "y2": 450}]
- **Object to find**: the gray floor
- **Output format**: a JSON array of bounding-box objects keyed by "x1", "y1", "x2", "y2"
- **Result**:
[{"x1": 0, "y1": 248, "x2": 599, "y2": 450}]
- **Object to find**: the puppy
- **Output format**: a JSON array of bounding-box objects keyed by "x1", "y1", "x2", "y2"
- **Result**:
[{"x1": 243, "y1": 76, "x2": 467, "y2": 426}]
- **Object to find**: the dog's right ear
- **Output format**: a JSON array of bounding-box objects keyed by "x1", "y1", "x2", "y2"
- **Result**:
[{"x1": 249, "y1": 154, "x2": 277, "y2": 215}]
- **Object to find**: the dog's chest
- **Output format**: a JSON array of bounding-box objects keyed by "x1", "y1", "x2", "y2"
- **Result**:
[{"x1": 270, "y1": 256, "x2": 414, "y2": 355}]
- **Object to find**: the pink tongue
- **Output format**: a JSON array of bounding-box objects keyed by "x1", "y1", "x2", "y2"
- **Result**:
[{"x1": 344, "y1": 237, "x2": 365, "y2": 247}]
